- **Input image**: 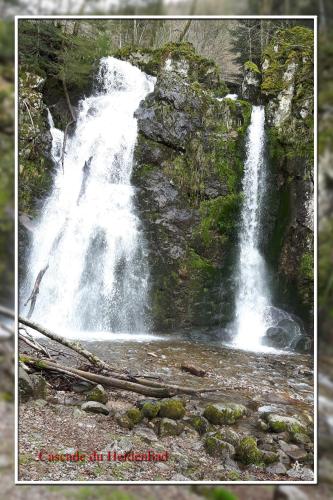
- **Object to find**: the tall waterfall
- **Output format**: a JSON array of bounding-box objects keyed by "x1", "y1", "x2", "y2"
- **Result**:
[
  {"x1": 21, "y1": 57, "x2": 155, "y2": 335},
  {"x1": 233, "y1": 106, "x2": 271, "y2": 349}
]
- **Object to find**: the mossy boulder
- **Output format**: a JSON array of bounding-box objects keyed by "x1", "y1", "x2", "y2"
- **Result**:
[
  {"x1": 81, "y1": 401, "x2": 109, "y2": 416},
  {"x1": 203, "y1": 403, "x2": 247, "y2": 425},
  {"x1": 141, "y1": 401, "x2": 161, "y2": 419},
  {"x1": 190, "y1": 415, "x2": 210, "y2": 435},
  {"x1": 260, "y1": 450, "x2": 279, "y2": 465},
  {"x1": 265, "y1": 414, "x2": 309, "y2": 436},
  {"x1": 159, "y1": 417, "x2": 184, "y2": 437},
  {"x1": 218, "y1": 428, "x2": 241, "y2": 448},
  {"x1": 236, "y1": 437, "x2": 263, "y2": 465},
  {"x1": 204, "y1": 432, "x2": 235, "y2": 459},
  {"x1": 85, "y1": 384, "x2": 108, "y2": 404},
  {"x1": 126, "y1": 407, "x2": 144, "y2": 425},
  {"x1": 18, "y1": 367, "x2": 34, "y2": 402},
  {"x1": 158, "y1": 399, "x2": 186, "y2": 420},
  {"x1": 30, "y1": 374, "x2": 47, "y2": 400}
]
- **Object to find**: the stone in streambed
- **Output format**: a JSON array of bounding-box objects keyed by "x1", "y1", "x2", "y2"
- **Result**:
[
  {"x1": 159, "y1": 418, "x2": 184, "y2": 437},
  {"x1": 158, "y1": 399, "x2": 185, "y2": 420},
  {"x1": 126, "y1": 407, "x2": 143, "y2": 425},
  {"x1": 189, "y1": 416, "x2": 210, "y2": 435},
  {"x1": 81, "y1": 401, "x2": 109, "y2": 415},
  {"x1": 264, "y1": 414, "x2": 309, "y2": 436},
  {"x1": 278, "y1": 440, "x2": 308, "y2": 461},
  {"x1": 266, "y1": 462, "x2": 287, "y2": 475},
  {"x1": 236, "y1": 437, "x2": 263, "y2": 465},
  {"x1": 141, "y1": 401, "x2": 161, "y2": 419},
  {"x1": 85, "y1": 384, "x2": 108, "y2": 404},
  {"x1": 18, "y1": 367, "x2": 34, "y2": 402},
  {"x1": 203, "y1": 403, "x2": 247, "y2": 425},
  {"x1": 30, "y1": 374, "x2": 47, "y2": 399},
  {"x1": 204, "y1": 432, "x2": 235, "y2": 459}
]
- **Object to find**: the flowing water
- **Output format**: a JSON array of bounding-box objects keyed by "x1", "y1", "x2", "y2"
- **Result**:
[
  {"x1": 232, "y1": 106, "x2": 303, "y2": 351},
  {"x1": 233, "y1": 106, "x2": 271, "y2": 349},
  {"x1": 21, "y1": 57, "x2": 155, "y2": 335}
]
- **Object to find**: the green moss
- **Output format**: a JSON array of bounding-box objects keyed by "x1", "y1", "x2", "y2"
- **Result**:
[
  {"x1": 190, "y1": 415, "x2": 209, "y2": 435},
  {"x1": 126, "y1": 407, "x2": 143, "y2": 425},
  {"x1": 141, "y1": 401, "x2": 160, "y2": 419},
  {"x1": 158, "y1": 399, "x2": 185, "y2": 420},
  {"x1": 300, "y1": 252, "x2": 314, "y2": 282},
  {"x1": 204, "y1": 433, "x2": 233, "y2": 458},
  {"x1": 197, "y1": 194, "x2": 243, "y2": 248},
  {"x1": 244, "y1": 60, "x2": 261, "y2": 74},
  {"x1": 203, "y1": 403, "x2": 247, "y2": 425},
  {"x1": 236, "y1": 437, "x2": 263, "y2": 465}
]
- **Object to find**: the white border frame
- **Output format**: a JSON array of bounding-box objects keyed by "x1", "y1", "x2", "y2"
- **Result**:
[{"x1": 14, "y1": 14, "x2": 318, "y2": 486}]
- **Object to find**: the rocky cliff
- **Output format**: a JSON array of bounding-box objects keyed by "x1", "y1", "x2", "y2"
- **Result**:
[
  {"x1": 261, "y1": 27, "x2": 314, "y2": 330},
  {"x1": 129, "y1": 43, "x2": 251, "y2": 332}
]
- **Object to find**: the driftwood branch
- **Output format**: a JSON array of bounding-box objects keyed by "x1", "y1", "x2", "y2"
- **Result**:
[
  {"x1": 21, "y1": 356, "x2": 172, "y2": 398},
  {"x1": 18, "y1": 317, "x2": 220, "y2": 397},
  {"x1": 19, "y1": 316, "x2": 121, "y2": 374}
]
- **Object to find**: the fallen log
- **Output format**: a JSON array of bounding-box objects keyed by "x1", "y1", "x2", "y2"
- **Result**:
[
  {"x1": 21, "y1": 356, "x2": 172, "y2": 398},
  {"x1": 19, "y1": 316, "x2": 119, "y2": 374},
  {"x1": 181, "y1": 363, "x2": 206, "y2": 377},
  {"x1": 18, "y1": 317, "x2": 221, "y2": 396}
]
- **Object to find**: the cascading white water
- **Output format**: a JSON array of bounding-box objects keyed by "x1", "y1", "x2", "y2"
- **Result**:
[
  {"x1": 21, "y1": 57, "x2": 155, "y2": 336},
  {"x1": 233, "y1": 106, "x2": 271, "y2": 349}
]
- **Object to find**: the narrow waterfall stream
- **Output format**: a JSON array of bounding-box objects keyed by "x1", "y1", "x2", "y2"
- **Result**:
[
  {"x1": 233, "y1": 106, "x2": 271, "y2": 349},
  {"x1": 21, "y1": 57, "x2": 155, "y2": 336},
  {"x1": 232, "y1": 106, "x2": 303, "y2": 351}
]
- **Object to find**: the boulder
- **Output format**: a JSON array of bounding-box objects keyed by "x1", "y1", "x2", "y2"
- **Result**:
[
  {"x1": 85, "y1": 384, "x2": 108, "y2": 404},
  {"x1": 266, "y1": 462, "x2": 287, "y2": 475},
  {"x1": 278, "y1": 440, "x2": 308, "y2": 461},
  {"x1": 158, "y1": 399, "x2": 185, "y2": 420},
  {"x1": 203, "y1": 403, "x2": 247, "y2": 425},
  {"x1": 18, "y1": 367, "x2": 34, "y2": 402},
  {"x1": 126, "y1": 408, "x2": 143, "y2": 425},
  {"x1": 30, "y1": 374, "x2": 47, "y2": 399},
  {"x1": 204, "y1": 433, "x2": 235, "y2": 459},
  {"x1": 159, "y1": 418, "x2": 184, "y2": 437},
  {"x1": 81, "y1": 401, "x2": 109, "y2": 415},
  {"x1": 264, "y1": 414, "x2": 309, "y2": 436},
  {"x1": 236, "y1": 437, "x2": 263, "y2": 465},
  {"x1": 141, "y1": 401, "x2": 161, "y2": 419},
  {"x1": 189, "y1": 415, "x2": 210, "y2": 435}
]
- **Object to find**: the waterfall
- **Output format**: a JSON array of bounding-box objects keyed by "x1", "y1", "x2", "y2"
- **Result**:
[
  {"x1": 21, "y1": 57, "x2": 155, "y2": 335},
  {"x1": 233, "y1": 106, "x2": 271, "y2": 349}
]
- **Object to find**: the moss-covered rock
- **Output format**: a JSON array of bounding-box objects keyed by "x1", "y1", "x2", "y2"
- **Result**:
[
  {"x1": 265, "y1": 414, "x2": 309, "y2": 437},
  {"x1": 126, "y1": 407, "x2": 144, "y2": 425},
  {"x1": 158, "y1": 399, "x2": 186, "y2": 420},
  {"x1": 85, "y1": 384, "x2": 108, "y2": 404},
  {"x1": 236, "y1": 436, "x2": 263, "y2": 465},
  {"x1": 159, "y1": 417, "x2": 184, "y2": 437},
  {"x1": 190, "y1": 415, "x2": 210, "y2": 435},
  {"x1": 204, "y1": 432, "x2": 235, "y2": 458},
  {"x1": 203, "y1": 403, "x2": 247, "y2": 425},
  {"x1": 133, "y1": 45, "x2": 251, "y2": 332},
  {"x1": 141, "y1": 401, "x2": 161, "y2": 419}
]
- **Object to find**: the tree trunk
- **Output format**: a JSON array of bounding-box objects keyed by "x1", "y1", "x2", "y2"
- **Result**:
[{"x1": 62, "y1": 76, "x2": 76, "y2": 122}]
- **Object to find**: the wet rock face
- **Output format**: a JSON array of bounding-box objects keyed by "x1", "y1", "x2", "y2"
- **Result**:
[
  {"x1": 260, "y1": 27, "x2": 314, "y2": 330},
  {"x1": 132, "y1": 45, "x2": 251, "y2": 332}
]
